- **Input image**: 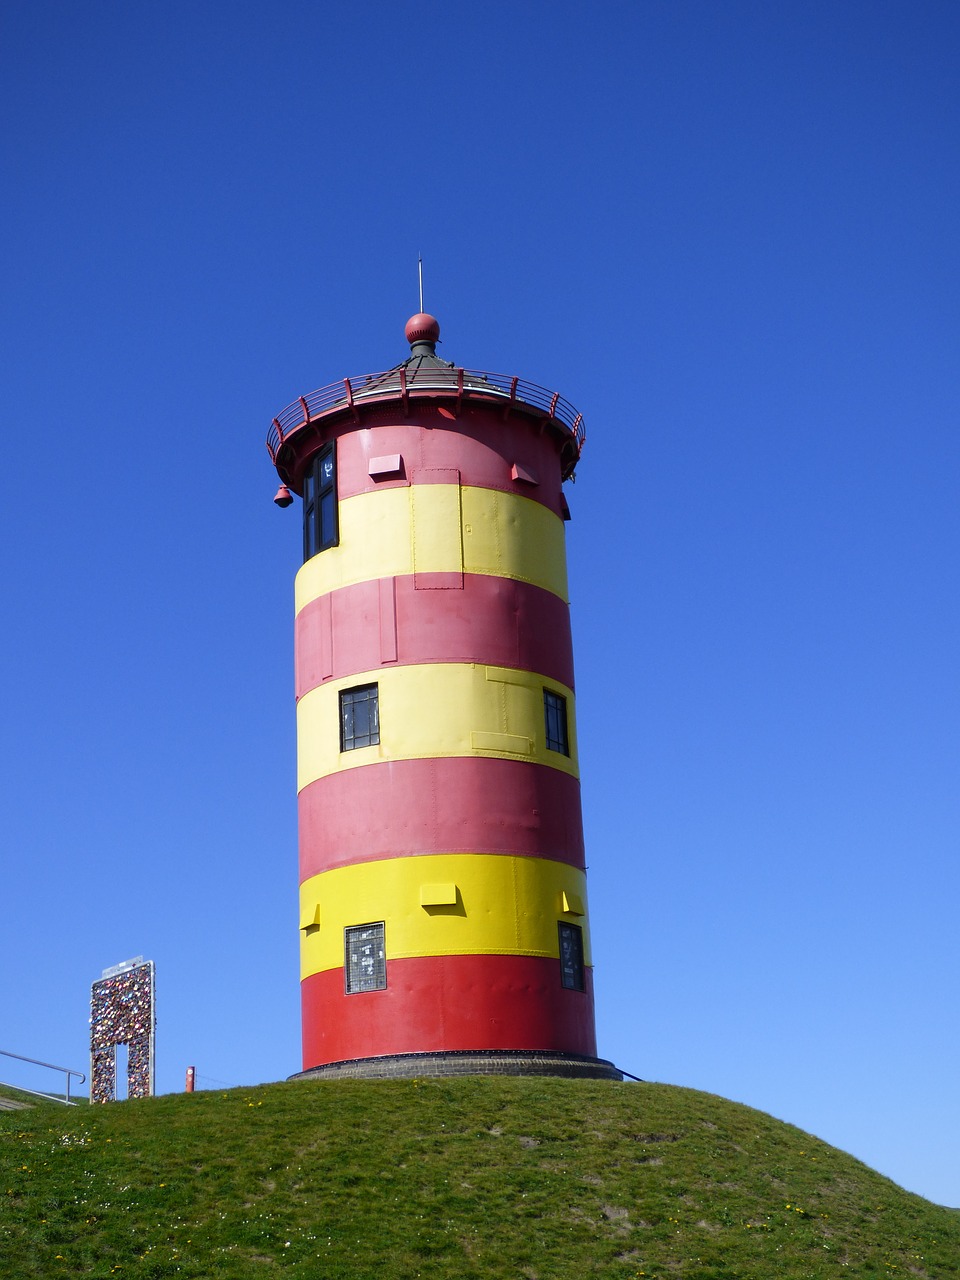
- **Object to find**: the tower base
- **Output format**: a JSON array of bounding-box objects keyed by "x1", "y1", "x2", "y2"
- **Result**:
[{"x1": 290, "y1": 1049, "x2": 623, "y2": 1082}]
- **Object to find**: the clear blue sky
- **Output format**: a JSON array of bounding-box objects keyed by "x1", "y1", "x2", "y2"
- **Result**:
[{"x1": 2, "y1": 0, "x2": 958, "y2": 1207}]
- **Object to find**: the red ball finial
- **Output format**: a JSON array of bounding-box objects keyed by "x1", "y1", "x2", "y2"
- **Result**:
[{"x1": 405, "y1": 312, "x2": 440, "y2": 345}]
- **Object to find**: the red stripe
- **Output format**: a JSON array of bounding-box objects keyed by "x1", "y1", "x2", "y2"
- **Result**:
[
  {"x1": 301, "y1": 954, "x2": 597, "y2": 1069},
  {"x1": 299, "y1": 758, "x2": 585, "y2": 877},
  {"x1": 296, "y1": 573, "x2": 574, "y2": 698},
  {"x1": 330, "y1": 413, "x2": 567, "y2": 516}
]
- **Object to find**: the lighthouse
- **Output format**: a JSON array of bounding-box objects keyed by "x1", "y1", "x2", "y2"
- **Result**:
[{"x1": 267, "y1": 312, "x2": 619, "y2": 1081}]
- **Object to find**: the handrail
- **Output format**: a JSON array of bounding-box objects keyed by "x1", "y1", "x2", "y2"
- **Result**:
[
  {"x1": 266, "y1": 365, "x2": 586, "y2": 465},
  {"x1": 0, "y1": 1048, "x2": 86, "y2": 1105}
]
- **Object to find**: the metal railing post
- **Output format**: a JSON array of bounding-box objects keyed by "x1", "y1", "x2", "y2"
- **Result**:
[{"x1": 0, "y1": 1049, "x2": 86, "y2": 1106}]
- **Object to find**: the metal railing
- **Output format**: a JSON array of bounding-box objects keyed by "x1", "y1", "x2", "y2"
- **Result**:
[
  {"x1": 266, "y1": 365, "x2": 585, "y2": 464},
  {"x1": 0, "y1": 1048, "x2": 86, "y2": 1105}
]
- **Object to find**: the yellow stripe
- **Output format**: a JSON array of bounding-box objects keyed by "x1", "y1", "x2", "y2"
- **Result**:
[
  {"x1": 297, "y1": 663, "x2": 577, "y2": 791},
  {"x1": 299, "y1": 853, "x2": 591, "y2": 978},
  {"x1": 295, "y1": 484, "x2": 568, "y2": 613},
  {"x1": 413, "y1": 478, "x2": 462, "y2": 576}
]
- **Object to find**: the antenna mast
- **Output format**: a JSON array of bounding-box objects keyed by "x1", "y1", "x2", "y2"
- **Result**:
[{"x1": 418, "y1": 255, "x2": 424, "y2": 313}]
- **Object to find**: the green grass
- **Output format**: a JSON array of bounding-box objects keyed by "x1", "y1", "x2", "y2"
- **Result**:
[{"x1": 1, "y1": 1076, "x2": 957, "y2": 1278}]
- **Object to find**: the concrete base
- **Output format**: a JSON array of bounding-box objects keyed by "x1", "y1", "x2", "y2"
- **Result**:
[{"x1": 290, "y1": 1049, "x2": 623, "y2": 1083}]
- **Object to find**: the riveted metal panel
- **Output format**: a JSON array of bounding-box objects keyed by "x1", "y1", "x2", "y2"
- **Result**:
[
  {"x1": 378, "y1": 576, "x2": 398, "y2": 664},
  {"x1": 412, "y1": 468, "x2": 462, "y2": 589},
  {"x1": 298, "y1": 853, "x2": 590, "y2": 979},
  {"x1": 295, "y1": 573, "x2": 574, "y2": 698},
  {"x1": 298, "y1": 758, "x2": 586, "y2": 877},
  {"x1": 294, "y1": 485, "x2": 568, "y2": 612},
  {"x1": 296, "y1": 663, "x2": 578, "y2": 791},
  {"x1": 328, "y1": 411, "x2": 566, "y2": 516},
  {"x1": 301, "y1": 954, "x2": 597, "y2": 1069}
]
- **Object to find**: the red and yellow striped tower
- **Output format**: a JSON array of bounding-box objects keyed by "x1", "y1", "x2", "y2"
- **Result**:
[{"x1": 267, "y1": 313, "x2": 619, "y2": 1080}]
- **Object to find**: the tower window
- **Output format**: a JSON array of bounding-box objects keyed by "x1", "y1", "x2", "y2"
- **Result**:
[
  {"x1": 558, "y1": 922, "x2": 585, "y2": 992},
  {"x1": 544, "y1": 689, "x2": 569, "y2": 755},
  {"x1": 303, "y1": 442, "x2": 338, "y2": 561},
  {"x1": 345, "y1": 923, "x2": 386, "y2": 993},
  {"x1": 340, "y1": 684, "x2": 380, "y2": 751}
]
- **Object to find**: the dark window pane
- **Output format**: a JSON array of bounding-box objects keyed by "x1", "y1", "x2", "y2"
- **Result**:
[
  {"x1": 354, "y1": 698, "x2": 371, "y2": 741},
  {"x1": 558, "y1": 922, "x2": 585, "y2": 991},
  {"x1": 544, "y1": 689, "x2": 569, "y2": 755},
  {"x1": 320, "y1": 490, "x2": 336, "y2": 548},
  {"x1": 302, "y1": 442, "x2": 338, "y2": 563},
  {"x1": 340, "y1": 684, "x2": 380, "y2": 751},
  {"x1": 345, "y1": 922, "x2": 386, "y2": 993}
]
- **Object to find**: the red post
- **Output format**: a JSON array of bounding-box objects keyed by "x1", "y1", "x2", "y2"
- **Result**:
[{"x1": 185, "y1": 1065, "x2": 196, "y2": 1093}]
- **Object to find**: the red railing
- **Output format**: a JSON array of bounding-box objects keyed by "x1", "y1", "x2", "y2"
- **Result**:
[{"x1": 266, "y1": 366, "x2": 585, "y2": 464}]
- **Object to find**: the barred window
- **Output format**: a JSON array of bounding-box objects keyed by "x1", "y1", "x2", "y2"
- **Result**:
[
  {"x1": 558, "y1": 922, "x2": 585, "y2": 992},
  {"x1": 544, "y1": 689, "x2": 569, "y2": 755},
  {"x1": 345, "y1": 923, "x2": 386, "y2": 993},
  {"x1": 340, "y1": 684, "x2": 379, "y2": 751},
  {"x1": 303, "y1": 442, "x2": 338, "y2": 561}
]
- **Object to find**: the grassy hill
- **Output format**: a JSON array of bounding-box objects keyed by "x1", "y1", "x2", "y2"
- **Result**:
[{"x1": 1, "y1": 1076, "x2": 958, "y2": 1278}]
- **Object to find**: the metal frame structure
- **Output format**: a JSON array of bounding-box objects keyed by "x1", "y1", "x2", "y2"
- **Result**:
[
  {"x1": 268, "y1": 365, "x2": 585, "y2": 483},
  {"x1": 89, "y1": 957, "x2": 156, "y2": 1103}
]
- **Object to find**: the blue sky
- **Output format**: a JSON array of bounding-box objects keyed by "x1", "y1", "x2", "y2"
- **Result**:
[{"x1": 2, "y1": 0, "x2": 958, "y2": 1207}]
